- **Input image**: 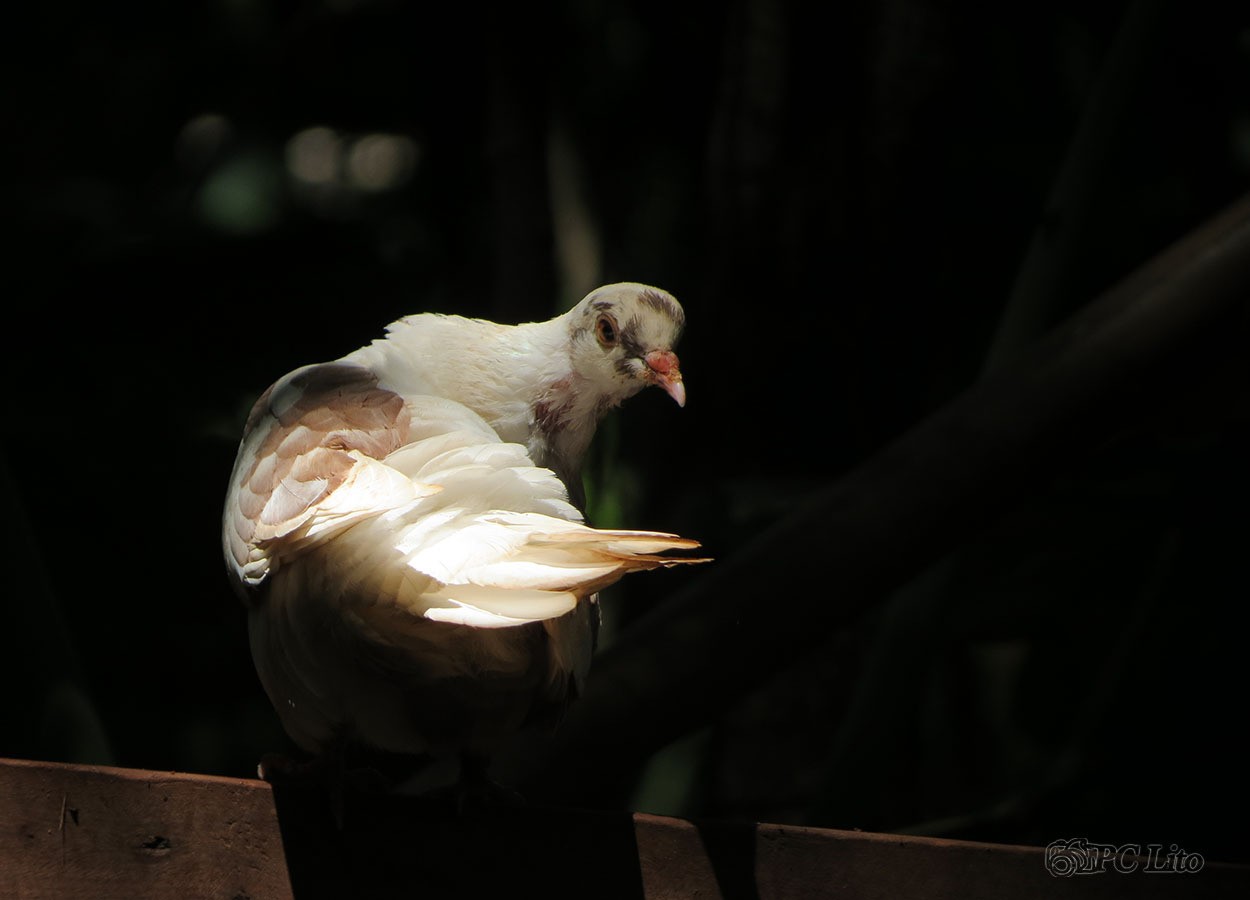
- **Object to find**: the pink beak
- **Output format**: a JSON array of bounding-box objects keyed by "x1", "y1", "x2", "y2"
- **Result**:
[{"x1": 644, "y1": 349, "x2": 686, "y2": 407}]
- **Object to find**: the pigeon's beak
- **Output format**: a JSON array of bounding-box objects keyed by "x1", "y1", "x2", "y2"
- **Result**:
[{"x1": 644, "y1": 349, "x2": 686, "y2": 407}]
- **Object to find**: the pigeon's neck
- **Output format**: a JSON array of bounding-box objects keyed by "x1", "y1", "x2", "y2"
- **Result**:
[
  {"x1": 354, "y1": 311, "x2": 607, "y2": 502},
  {"x1": 519, "y1": 321, "x2": 611, "y2": 495},
  {"x1": 530, "y1": 367, "x2": 608, "y2": 489}
]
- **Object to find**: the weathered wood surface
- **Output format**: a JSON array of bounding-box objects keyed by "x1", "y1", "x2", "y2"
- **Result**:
[{"x1": 1, "y1": 756, "x2": 1245, "y2": 899}]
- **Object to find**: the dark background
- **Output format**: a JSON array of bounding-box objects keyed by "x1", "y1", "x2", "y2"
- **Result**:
[{"x1": 5, "y1": 0, "x2": 1249, "y2": 866}]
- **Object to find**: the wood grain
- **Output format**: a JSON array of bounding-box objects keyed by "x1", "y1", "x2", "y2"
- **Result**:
[{"x1": 2, "y1": 757, "x2": 1245, "y2": 899}]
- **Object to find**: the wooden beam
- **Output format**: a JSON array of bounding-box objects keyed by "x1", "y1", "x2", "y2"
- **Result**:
[
  {"x1": 1, "y1": 757, "x2": 290, "y2": 899},
  {"x1": 1, "y1": 757, "x2": 1246, "y2": 898}
]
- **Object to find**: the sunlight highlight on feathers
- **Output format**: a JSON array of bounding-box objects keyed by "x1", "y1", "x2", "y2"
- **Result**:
[{"x1": 221, "y1": 283, "x2": 703, "y2": 761}]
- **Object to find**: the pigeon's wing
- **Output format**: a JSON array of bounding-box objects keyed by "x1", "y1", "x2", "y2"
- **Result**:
[
  {"x1": 222, "y1": 362, "x2": 432, "y2": 597},
  {"x1": 320, "y1": 393, "x2": 704, "y2": 629},
  {"x1": 223, "y1": 365, "x2": 704, "y2": 625}
]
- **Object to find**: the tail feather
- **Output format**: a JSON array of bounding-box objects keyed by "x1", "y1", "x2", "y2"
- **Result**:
[{"x1": 334, "y1": 511, "x2": 706, "y2": 628}]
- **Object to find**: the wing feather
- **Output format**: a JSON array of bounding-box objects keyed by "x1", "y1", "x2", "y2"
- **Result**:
[
  {"x1": 223, "y1": 362, "x2": 415, "y2": 592},
  {"x1": 224, "y1": 363, "x2": 705, "y2": 627}
]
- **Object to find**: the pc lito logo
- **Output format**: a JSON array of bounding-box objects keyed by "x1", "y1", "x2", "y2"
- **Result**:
[{"x1": 1044, "y1": 839, "x2": 1204, "y2": 876}]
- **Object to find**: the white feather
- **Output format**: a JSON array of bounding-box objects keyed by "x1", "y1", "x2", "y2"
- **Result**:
[{"x1": 224, "y1": 283, "x2": 701, "y2": 760}]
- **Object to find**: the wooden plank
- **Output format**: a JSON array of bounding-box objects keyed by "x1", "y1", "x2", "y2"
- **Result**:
[
  {"x1": 633, "y1": 814, "x2": 1248, "y2": 900},
  {"x1": 2, "y1": 757, "x2": 1245, "y2": 899},
  {"x1": 0, "y1": 757, "x2": 291, "y2": 900}
]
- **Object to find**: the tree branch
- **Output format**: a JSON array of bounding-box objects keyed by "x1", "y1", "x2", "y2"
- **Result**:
[{"x1": 498, "y1": 191, "x2": 1250, "y2": 804}]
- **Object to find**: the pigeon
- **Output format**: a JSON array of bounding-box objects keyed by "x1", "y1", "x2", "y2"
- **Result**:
[{"x1": 221, "y1": 283, "x2": 704, "y2": 798}]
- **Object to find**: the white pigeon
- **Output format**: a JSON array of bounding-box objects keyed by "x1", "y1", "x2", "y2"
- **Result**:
[{"x1": 221, "y1": 282, "x2": 703, "y2": 794}]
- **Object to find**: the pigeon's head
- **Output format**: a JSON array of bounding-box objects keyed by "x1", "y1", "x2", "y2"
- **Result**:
[{"x1": 568, "y1": 283, "x2": 686, "y2": 408}]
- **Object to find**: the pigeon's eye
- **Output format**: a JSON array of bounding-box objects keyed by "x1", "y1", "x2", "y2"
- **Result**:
[{"x1": 595, "y1": 314, "x2": 618, "y2": 348}]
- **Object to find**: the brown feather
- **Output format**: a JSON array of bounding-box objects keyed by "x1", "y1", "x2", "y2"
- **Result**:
[{"x1": 225, "y1": 363, "x2": 410, "y2": 582}]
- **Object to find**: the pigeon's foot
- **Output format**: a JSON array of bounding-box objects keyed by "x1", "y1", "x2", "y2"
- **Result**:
[
  {"x1": 259, "y1": 746, "x2": 403, "y2": 830},
  {"x1": 446, "y1": 753, "x2": 526, "y2": 817},
  {"x1": 455, "y1": 777, "x2": 526, "y2": 817},
  {"x1": 257, "y1": 752, "x2": 325, "y2": 786}
]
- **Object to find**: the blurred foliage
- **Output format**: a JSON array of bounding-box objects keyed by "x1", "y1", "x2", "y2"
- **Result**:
[{"x1": 5, "y1": 0, "x2": 1249, "y2": 865}]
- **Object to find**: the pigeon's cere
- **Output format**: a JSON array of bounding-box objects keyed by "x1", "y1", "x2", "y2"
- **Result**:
[
  {"x1": 221, "y1": 283, "x2": 705, "y2": 790},
  {"x1": 643, "y1": 349, "x2": 685, "y2": 407}
]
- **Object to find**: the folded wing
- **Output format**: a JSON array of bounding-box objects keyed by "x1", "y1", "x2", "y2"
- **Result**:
[{"x1": 222, "y1": 362, "x2": 703, "y2": 627}]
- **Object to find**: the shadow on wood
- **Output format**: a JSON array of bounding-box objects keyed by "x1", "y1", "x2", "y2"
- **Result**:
[{"x1": 3, "y1": 757, "x2": 1248, "y2": 899}]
